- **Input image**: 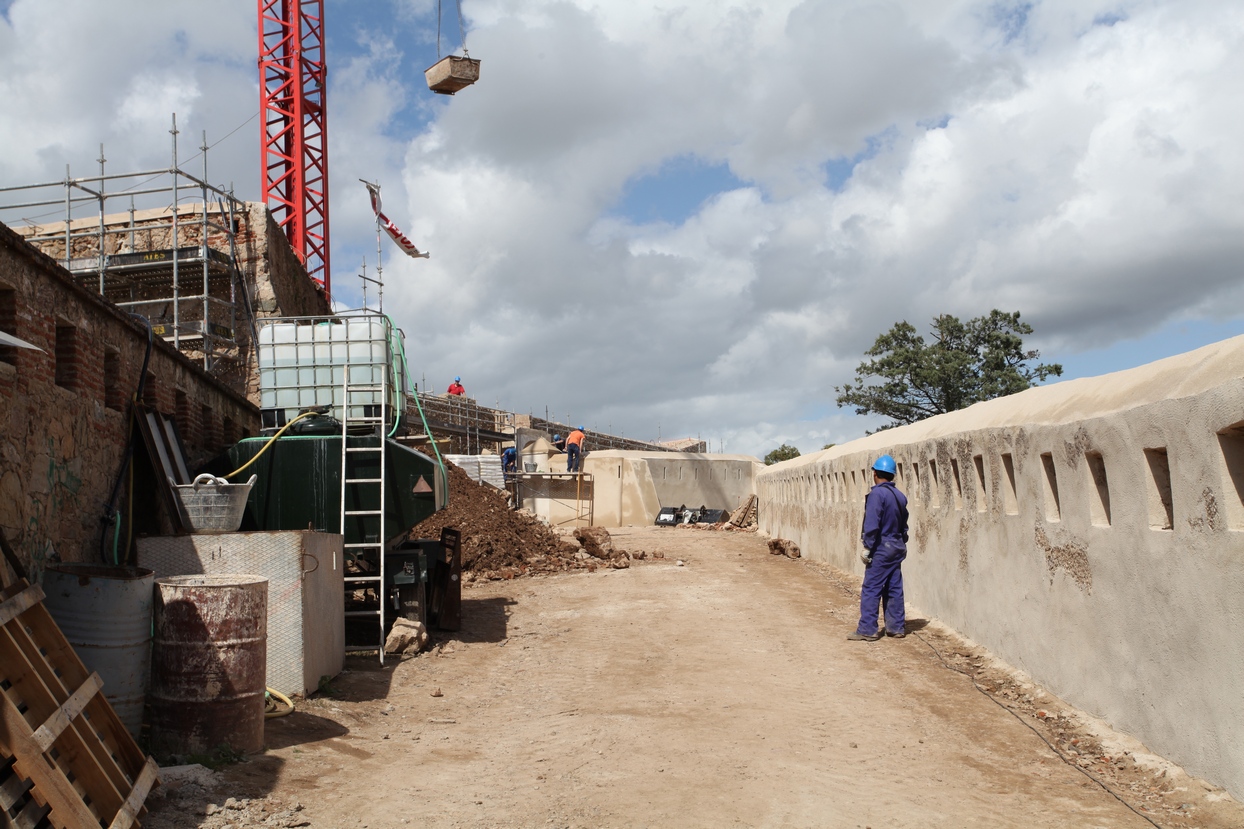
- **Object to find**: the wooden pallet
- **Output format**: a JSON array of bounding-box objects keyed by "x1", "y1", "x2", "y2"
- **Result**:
[{"x1": 0, "y1": 580, "x2": 159, "y2": 829}]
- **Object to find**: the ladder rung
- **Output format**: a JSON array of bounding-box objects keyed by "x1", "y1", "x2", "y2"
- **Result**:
[
  {"x1": 345, "y1": 610, "x2": 381, "y2": 618},
  {"x1": 346, "y1": 645, "x2": 381, "y2": 653},
  {"x1": 346, "y1": 447, "x2": 383, "y2": 453},
  {"x1": 344, "y1": 575, "x2": 382, "y2": 582},
  {"x1": 345, "y1": 510, "x2": 382, "y2": 516},
  {"x1": 345, "y1": 385, "x2": 385, "y2": 392},
  {"x1": 344, "y1": 478, "x2": 383, "y2": 484},
  {"x1": 345, "y1": 417, "x2": 385, "y2": 423},
  {"x1": 344, "y1": 542, "x2": 382, "y2": 549}
]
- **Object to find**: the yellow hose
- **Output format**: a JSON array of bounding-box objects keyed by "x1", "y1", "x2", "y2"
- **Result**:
[
  {"x1": 265, "y1": 687, "x2": 295, "y2": 718},
  {"x1": 223, "y1": 411, "x2": 323, "y2": 480}
]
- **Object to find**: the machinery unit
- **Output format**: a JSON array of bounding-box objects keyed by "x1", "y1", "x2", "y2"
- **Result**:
[{"x1": 221, "y1": 434, "x2": 443, "y2": 541}]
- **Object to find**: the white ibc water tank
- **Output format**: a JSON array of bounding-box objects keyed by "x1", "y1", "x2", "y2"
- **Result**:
[{"x1": 258, "y1": 314, "x2": 404, "y2": 425}]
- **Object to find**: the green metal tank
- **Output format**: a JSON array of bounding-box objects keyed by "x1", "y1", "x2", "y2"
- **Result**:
[{"x1": 224, "y1": 434, "x2": 444, "y2": 546}]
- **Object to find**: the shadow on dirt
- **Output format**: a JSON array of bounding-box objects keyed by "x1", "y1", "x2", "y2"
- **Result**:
[
  {"x1": 905, "y1": 617, "x2": 931, "y2": 633},
  {"x1": 264, "y1": 711, "x2": 350, "y2": 750},
  {"x1": 450, "y1": 595, "x2": 515, "y2": 645}
]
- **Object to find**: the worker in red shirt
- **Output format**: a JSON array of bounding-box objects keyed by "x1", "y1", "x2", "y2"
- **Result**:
[
  {"x1": 447, "y1": 376, "x2": 465, "y2": 396},
  {"x1": 565, "y1": 426, "x2": 586, "y2": 472}
]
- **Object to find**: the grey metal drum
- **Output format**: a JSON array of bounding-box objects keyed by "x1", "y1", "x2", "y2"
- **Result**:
[
  {"x1": 41, "y1": 563, "x2": 155, "y2": 739},
  {"x1": 149, "y1": 574, "x2": 268, "y2": 757}
]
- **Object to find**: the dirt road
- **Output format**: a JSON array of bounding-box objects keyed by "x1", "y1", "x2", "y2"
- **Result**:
[{"x1": 146, "y1": 527, "x2": 1243, "y2": 829}]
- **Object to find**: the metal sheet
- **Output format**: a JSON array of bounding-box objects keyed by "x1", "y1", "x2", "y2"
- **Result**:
[
  {"x1": 444, "y1": 454, "x2": 506, "y2": 490},
  {"x1": 41, "y1": 564, "x2": 154, "y2": 739},
  {"x1": 149, "y1": 574, "x2": 268, "y2": 757},
  {"x1": 138, "y1": 531, "x2": 344, "y2": 697}
]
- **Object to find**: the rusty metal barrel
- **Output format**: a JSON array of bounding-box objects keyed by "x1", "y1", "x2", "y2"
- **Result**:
[
  {"x1": 42, "y1": 563, "x2": 155, "y2": 739},
  {"x1": 149, "y1": 574, "x2": 268, "y2": 757}
]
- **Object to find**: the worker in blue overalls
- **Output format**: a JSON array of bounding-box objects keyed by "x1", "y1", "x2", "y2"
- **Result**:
[{"x1": 848, "y1": 454, "x2": 909, "y2": 642}]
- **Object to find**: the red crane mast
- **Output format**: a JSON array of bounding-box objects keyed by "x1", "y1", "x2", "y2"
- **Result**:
[{"x1": 259, "y1": 0, "x2": 331, "y2": 297}]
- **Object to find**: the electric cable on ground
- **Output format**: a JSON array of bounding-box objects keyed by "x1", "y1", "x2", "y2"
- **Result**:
[{"x1": 912, "y1": 630, "x2": 1163, "y2": 829}]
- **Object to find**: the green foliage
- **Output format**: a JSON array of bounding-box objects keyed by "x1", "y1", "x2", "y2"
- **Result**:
[
  {"x1": 822, "y1": 443, "x2": 836, "y2": 450},
  {"x1": 764, "y1": 444, "x2": 801, "y2": 465},
  {"x1": 835, "y1": 310, "x2": 1062, "y2": 430}
]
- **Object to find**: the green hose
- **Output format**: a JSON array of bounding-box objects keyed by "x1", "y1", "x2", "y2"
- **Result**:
[{"x1": 386, "y1": 315, "x2": 449, "y2": 499}]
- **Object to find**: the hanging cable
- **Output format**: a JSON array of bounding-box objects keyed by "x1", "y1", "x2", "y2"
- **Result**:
[
  {"x1": 99, "y1": 315, "x2": 153, "y2": 565},
  {"x1": 457, "y1": 0, "x2": 468, "y2": 55}
]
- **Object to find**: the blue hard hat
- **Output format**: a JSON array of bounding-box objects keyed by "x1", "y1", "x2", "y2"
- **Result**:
[
  {"x1": 454, "y1": 376, "x2": 461, "y2": 382},
  {"x1": 554, "y1": 434, "x2": 561, "y2": 441},
  {"x1": 578, "y1": 425, "x2": 585, "y2": 431},
  {"x1": 872, "y1": 455, "x2": 897, "y2": 475}
]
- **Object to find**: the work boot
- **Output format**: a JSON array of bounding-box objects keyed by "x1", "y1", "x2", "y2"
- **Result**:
[
  {"x1": 846, "y1": 631, "x2": 882, "y2": 642},
  {"x1": 885, "y1": 630, "x2": 907, "y2": 639}
]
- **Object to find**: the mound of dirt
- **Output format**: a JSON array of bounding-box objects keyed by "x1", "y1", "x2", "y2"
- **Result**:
[{"x1": 411, "y1": 463, "x2": 627, "y2": 580}]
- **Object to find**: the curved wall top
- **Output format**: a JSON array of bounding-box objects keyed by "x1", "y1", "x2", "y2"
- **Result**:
[{"x1": 756, "y1": 333, "x2": 1244, "y2": 798}]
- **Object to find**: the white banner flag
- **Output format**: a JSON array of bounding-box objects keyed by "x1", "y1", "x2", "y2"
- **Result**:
[{"x1": 362, "y1": 180, "x2": 430, "y2": 259}]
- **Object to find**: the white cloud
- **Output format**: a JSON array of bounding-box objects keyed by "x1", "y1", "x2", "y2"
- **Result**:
[{"x1": 2, "y1": 0, "x2": 1242, "y2": 455}]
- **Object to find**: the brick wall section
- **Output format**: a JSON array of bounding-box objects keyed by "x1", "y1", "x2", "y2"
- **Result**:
[{"x1": 0, "y1": 220, "x2": 259, "y2": 578}]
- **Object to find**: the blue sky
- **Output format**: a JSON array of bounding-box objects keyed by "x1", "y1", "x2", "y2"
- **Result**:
[{"x1": 1, "y1": 0, "x2": 1243, "y2": 457}]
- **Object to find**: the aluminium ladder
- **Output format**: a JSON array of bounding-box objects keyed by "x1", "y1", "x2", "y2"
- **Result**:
[{"x1": 339, "y1": 359, "x2": 390, "y2": 664}]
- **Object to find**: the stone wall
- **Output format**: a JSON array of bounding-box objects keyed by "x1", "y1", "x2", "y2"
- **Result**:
[
  {"x1": 583, "y1": 451, "x2": 762, "y2": 527},
  {"x1": 16, "y1": 202, "x2": 331, "y2": 402},
  {"x1": 0, "y1": 221, "x2": 259, "y2": 579},
  {"x1": 755, "y1": 335, "x2": 1244, "y2": 799}
]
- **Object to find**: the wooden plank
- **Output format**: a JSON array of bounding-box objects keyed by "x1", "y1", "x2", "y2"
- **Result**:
[
  {"x1": 106, "y1": 757, "x2": 159, "y2": 829},
  {"x1": 0, "y1": 579, "x2": 156, "y2": 829},
  {"x1": 0, "y1": 766, "x2": 33, "y2": 811},
  {"x1": 135, "y1": 406, "x2": 188, "y2": 531},
  {"x1": 0, "y1": 620, "x2": 127, "y2": 821},
  {"x1": 32, "y1": 673, "x2": 103, "y2": 753},
  {"x1": 0, "y1": 527, "x2": 27, "y2": 587},
  {"x1": 4, "y1": 589, "x2": 146, "y2": 775},
  {"x1": 0, "y1": 699, "x2": 100, "y2": 829},
  {"x1": 13, "y1": 797, "x2": 50, "y2": 829},
  {"x1": 0, "y1": 585, "x2": 43, "y2": 628}
]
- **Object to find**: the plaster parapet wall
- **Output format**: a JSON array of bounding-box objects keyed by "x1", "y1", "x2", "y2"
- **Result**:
[
  {"x1": 755, "y1": 335, "x2": 1244, "y2": 799},
  {"x1": 585, "y1": 450, "x2": 762, "y2": 527}
]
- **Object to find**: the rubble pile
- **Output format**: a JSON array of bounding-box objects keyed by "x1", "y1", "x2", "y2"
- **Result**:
[
  {"x1": 663, "y1": 496, "x2": 759, "y2": 532},
  {"x1": 411, "y1": 463, "x2": 629, "y2": 580},
  {"x1": 768, "y1": 538, "x2": 801, "y2": 559}
]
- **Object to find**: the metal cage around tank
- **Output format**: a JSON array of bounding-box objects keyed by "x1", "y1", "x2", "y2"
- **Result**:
[{"x1": 257, "y1": 311, "x2": 407, "y2": 432}]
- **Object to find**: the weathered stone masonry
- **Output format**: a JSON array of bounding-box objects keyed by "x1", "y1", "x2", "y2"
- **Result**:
[
  {"x1": 0, "y1": 221, "x2": 259, "y2": 578},
  {"x1": 757, "y1": 336, "x2": 1244, "y2": 800},
  {"x1": 17, "y1": 201, "x2": 331, "y2": 402}
]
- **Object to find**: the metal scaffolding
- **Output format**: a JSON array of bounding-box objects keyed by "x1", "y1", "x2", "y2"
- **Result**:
[{"x1": 0, "y1": 116, "x2": 255, "y2": 373}]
